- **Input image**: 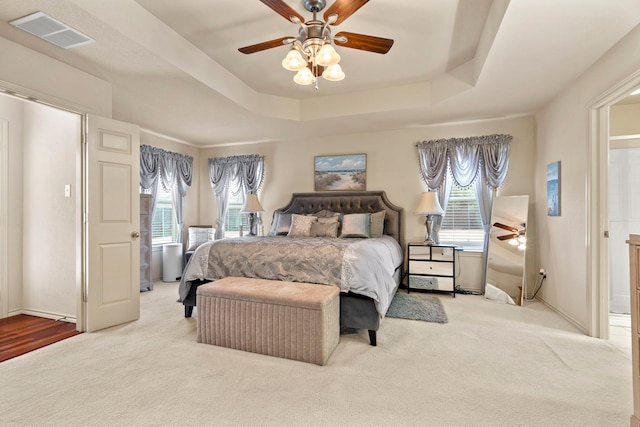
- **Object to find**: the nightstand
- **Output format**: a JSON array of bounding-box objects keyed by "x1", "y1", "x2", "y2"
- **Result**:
[{"x1": 407, "y1": 242, "x2": 458, "y2": 297}]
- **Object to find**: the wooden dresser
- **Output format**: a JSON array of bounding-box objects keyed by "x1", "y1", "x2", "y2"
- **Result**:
[
  {"x1": 140, "y1": 194, "x2": 152, "y2": 291},
  {"x1": 627, "y1": 234, "x2": 640, "y2": 426}
]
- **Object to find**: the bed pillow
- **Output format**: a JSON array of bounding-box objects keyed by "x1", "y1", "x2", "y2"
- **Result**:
[
  {"x1": 340, "y1": 213, "x2": 371, "y2": 238},
  {"x1": 312, "y1": 209, "x2": 341, "y2": 218},
  {"x1": 310, "y1": 216, "x2": 340, "y2": 238},
  {"x1": 287, "y1": 214, "x2": 317, "y2": 237},
  {"x1": 273, "y1": 212, "x2": 293, "y2": 235},
  {"x1": 187, "y1": 227, "x2": 215, "y2": 251},
  {"x1": 370, "y1": 210, "x2": 386, "y2": 237}
]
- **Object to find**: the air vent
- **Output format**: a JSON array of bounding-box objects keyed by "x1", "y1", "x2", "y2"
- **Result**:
[{"x1": 10, "y1": 11, "x2": 94, "y2": 49}]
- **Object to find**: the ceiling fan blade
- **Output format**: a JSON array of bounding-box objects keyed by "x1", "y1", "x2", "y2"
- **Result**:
[
  {"x1": 497, "y1": 234, "x2": 517, "y2": 241},
  {"x1": 260, "y1": 0, "x2": 305, "y2": 23},
  {"x1": 238, "y1": 37, "x2": 292, "y2": 54},
  {"x1": 492, "y1": 222, "x2": 518, "y2": 232},
  {"x1": 334, "y1": 32, "x2": 393, "y2": 54},
  {"x1": 324, "y1": 0, "x2": 369, "y2": 25}
]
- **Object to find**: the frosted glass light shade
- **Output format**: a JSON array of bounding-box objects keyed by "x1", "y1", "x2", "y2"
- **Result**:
[
  {"x1": 282, "y1": 49, "x2": 306, "y2": 71},
  {"x1": 294, "y1": 68, "x2": 315, "y2": 85},
  {"x1": 316, "y1": 43, "x2": 340, "y2": 67},
  {"x1": 322, "y1": 64, "x2": 345, "y2": 81}
]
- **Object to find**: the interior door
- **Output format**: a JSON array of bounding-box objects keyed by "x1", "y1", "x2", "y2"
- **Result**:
[{"x1": 84, "y1": 115, "x2": 140, "y2": 332}]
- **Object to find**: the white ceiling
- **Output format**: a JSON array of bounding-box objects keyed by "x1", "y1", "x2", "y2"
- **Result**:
[{"x1": 0, "y1": 0, "x2": 639, "y2": 146}]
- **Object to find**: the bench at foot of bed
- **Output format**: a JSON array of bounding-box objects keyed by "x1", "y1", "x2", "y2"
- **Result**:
[
  {"x1": 196, "y1": 277, "x2": 340, "y2": 365},
  {"x1": 184, "y1": 279, "x2": 381, "y2": 346}
]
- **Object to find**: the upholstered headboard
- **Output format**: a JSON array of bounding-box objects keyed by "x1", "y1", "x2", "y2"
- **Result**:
[{"x1": 275, "y1": 191, "x2": 404, "y2": 249}]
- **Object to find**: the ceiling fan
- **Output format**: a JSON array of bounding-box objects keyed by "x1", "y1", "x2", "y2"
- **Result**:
[
  {"x1": 493, "y1": 222, "x2": 527, "y2": 246},
  {"x1": 238, "y1": 0, "x2": 394, "y2": 85}
]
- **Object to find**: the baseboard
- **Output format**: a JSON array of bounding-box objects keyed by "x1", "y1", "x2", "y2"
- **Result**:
[
  {"x1": 533, "y1": 296, "x2": 588, "y2": 335},
  {"x1": 9, "y1": 309, "x2": 76, "y2": 323}
]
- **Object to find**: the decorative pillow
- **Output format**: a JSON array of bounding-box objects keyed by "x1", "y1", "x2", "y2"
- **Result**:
[
  {"x1": 370, "y1": 210, "x2": 386, "y2": 237},
  {"x1": 273, "y1": 213, "x2": 293, "y2": 235},
  {"x1": 187, "y1": 227, "x2": 215, "y2": 251},
  {"x1": 287, "y1": 214, "x2": 317, "y2": 237},
  {"x1": 310, "y1": 216, "x2": 340, "y2": 238},
  {"x1": 313, "y1": 209, "x2": 341, "y2": 218},
  {"x1": 268, "y1": 211, "x2": 282, "y2": 236},
  {"x1": 340, "y1": 213, "x2": 371, "y2": 238}
]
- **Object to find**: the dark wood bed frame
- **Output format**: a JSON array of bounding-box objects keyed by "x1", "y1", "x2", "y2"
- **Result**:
[{"x1": 182, "y1": 191, "x2": 404, "y2": 346}]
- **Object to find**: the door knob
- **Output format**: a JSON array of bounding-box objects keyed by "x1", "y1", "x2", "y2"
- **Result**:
[{"x1": 131, "y1": 231, "x2": 140, "y2": 239}]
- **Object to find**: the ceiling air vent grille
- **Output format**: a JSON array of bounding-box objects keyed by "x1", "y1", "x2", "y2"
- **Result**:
[{"x1": 10, "y1": 11, "x2": 94, "y2": 49}]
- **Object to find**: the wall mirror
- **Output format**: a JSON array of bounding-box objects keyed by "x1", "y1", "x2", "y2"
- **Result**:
[{"x1": 485, "y1": 195, "x2": 529, "y2": 305}]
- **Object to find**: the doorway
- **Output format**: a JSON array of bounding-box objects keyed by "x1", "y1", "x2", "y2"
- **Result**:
[
  {"x1": 589, "y1": 69, "x2": 640, "y2": 340},
  {"x1": 0, "y1": 92, "x2": 81, "y2": 325}
]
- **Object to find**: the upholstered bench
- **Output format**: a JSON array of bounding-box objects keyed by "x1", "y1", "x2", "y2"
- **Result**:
[{"x1": 196, "y1": 277, "x2": 340, "y2": 365}]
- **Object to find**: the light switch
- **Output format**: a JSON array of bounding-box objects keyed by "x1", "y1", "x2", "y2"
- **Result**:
[{"x1": 64, "y1": 184, "x2": 71, "y2": 197}]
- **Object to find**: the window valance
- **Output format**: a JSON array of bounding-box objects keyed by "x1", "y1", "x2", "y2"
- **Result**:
[
  {"x1": 417, "y1": 134, "x2": 511, "y2": 191},
  {"x1": 140, "y1": 145, "x2": 193, "y2": 196}
]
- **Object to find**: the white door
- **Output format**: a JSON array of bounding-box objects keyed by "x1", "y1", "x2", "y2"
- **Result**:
[{"x1": 84, "y1": 115, "x2": 140, "y2": 332}]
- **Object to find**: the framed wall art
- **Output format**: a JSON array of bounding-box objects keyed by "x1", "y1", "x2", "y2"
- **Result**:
[
  {"x1": 547, "y1": 161, "x2": 561, "y2": 216},
  {"x1": 314, "y1": 154, "x2": 366, "y2": 191}
]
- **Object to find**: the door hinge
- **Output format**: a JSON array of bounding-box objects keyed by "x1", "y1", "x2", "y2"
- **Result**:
[
  {"x1": 82, "y1": 289, "x2": 87, "y2": 303},
  {"x1": 604, "y1": 230, "x2": 610, "y2": 238}
]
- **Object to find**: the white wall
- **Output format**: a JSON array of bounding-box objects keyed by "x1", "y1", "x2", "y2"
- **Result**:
[
  {"x1": 198, "y1": 115, "x2": 537, "y2": 293},
  {"x1": 0, "y1": 95, "x2": 24, "y2": 313},
  {"x1": 21, "y1": 102, "x2": 80, "y2": 318},
  {"x1": 536, "y1": 23, "x2": 640, "y2": 331}
]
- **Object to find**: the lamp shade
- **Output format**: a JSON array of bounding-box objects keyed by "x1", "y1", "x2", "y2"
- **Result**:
[
  {"x1": 415, "y1": 191, "x2": 444, "y2": 215},
  {"x1": 293, "y1": 67, "x2": 315, "y2": 85},
  {"x1": 316, "y1": 43, "x2": 340, "y2": 67},
  {"x1": 322, "y1": 64, "x2": 345, "y2": 81},
  {"x1": 282, "y1": 49, "x2": 306, "y2": 71},
  {"x1": 241, "y1": 194, "x2": 264, "y2": 213}
]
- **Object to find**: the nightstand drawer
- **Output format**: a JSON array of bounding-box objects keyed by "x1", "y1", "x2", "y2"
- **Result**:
[
  {"x1": 409, "y1": 260, "x2": 453, "y2": 276},
  {"x1": 409, "y1": 275, "x2": 454, "y2": 292}
]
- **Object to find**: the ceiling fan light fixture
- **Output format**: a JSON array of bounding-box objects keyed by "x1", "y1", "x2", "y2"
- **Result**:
[
  {"x1": 508, "y1": 237, "x2": 519, "y2": 246},
  {"x1": 282, "y1": 49, "x2": 307, "y2": 71},
  {"x1": 316, "y1": 43, "x2": 340, "y2": 67},
  {"x1": 294, "y1": 67, "x2": 315, "y2": 85},
  {"x1": 322, "y1": 63, "x2": 345, "y2": 81}
]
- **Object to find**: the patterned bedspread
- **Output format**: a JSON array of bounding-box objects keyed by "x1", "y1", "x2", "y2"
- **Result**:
[{"x1": 178, "y1": 235, "x2": 403, "y2": 316}]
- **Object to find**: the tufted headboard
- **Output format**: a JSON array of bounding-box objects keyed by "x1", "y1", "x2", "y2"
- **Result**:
[{"x1": 275, "y1": 191, "x2": 404, "y2": 249}]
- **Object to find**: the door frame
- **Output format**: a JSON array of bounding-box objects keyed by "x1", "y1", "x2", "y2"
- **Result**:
[{"x1": 589, "y1": 68, "x2": 640, "y2": 339}]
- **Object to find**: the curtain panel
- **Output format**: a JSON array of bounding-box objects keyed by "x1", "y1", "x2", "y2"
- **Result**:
[
  {"x1": 417, "y1": 134, "x2": 512, "y2": 293},
  {"x1": 139, "y1": 145, "x2": 193, "y2": 243},
  {"x1": 208, "y1": 154, "x2": 265, "y2": 239}
]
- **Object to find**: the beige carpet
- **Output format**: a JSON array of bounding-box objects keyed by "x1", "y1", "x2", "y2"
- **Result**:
[{"x1": 0, "y1": 282, "x2": 632, "y2": 426}]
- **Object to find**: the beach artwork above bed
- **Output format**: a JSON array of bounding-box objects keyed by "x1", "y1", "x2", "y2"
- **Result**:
[{"x1": 314, "y1": 154, "x2": 366, "y2": 191}]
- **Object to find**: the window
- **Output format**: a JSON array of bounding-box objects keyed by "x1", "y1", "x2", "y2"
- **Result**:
[
  {"x1": 224, "y1": 189, "x2": 249, "y2": 238},
  {"x1": 151, "y1": 188, "x2": 178, "y2": 245},
  {"x1": 439, "y1": 181, "x2": 485, "y2": 249}
]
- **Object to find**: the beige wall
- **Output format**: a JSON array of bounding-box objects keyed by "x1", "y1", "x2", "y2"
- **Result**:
[
  {"x1": 536, "y1": 23, "x2": 640, "y2": 331},
  {"x1": 611, "y1": 103, "x2": 640, "y2": 137},
  {"x1": 198, "y1": 114, "x2": 537, "y2": 292}
]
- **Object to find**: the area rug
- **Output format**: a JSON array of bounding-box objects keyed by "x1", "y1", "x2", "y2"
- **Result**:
[{"x1": 385, "y1": 292, "x2": 448, "y2": 323}]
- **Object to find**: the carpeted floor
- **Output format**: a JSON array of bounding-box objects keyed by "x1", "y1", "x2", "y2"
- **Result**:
[
  {"x1": 0, "y1": 281, "x2": 632, "y2": 426},
  {"x1": 385, "y1": 290, "x2": 448, "y2": 323}
]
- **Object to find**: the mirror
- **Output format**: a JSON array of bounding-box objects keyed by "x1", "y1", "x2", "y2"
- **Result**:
[{"x1": 485, "y1": 195, "x2": 529, "y2": 305}]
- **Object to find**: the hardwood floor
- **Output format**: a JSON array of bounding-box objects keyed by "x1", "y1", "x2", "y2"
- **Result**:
[{"x1": 0, "y1": 314, "x2": 82, "y2": 362}]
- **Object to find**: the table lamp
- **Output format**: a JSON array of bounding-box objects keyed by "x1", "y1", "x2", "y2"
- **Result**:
[
  {"x1": 415, "y1": 191, "x2": 444, "y2": 245},
  {"x1": 241, "y1": 193, "x2": 264, "y2": 236}
]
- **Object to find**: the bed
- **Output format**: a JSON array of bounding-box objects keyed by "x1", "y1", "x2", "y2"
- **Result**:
[{"x1": 178, "y1": 191, "x2": 404, "y2": 345}]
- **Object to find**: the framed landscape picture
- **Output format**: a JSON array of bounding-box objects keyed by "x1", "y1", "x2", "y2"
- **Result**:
[
  {"x1": 314, "y1": 154, "x2": 366, "y2": 191},
  {"x1": 547, "y1": 161, "x2": 560, "y2": 216}
]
